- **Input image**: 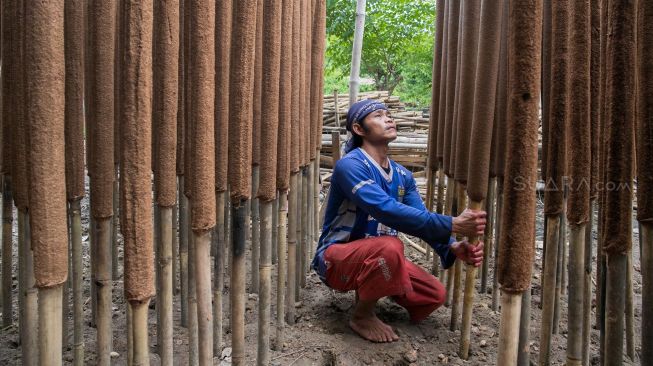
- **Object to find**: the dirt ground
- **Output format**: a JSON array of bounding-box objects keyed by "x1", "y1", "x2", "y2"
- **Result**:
[{"x1": 0, "y1": 188, "x2": 644, "y2": 365}]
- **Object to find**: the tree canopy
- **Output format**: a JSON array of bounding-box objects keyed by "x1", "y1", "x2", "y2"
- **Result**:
[{"x1": 325, "y1": 0, "x2": 436, "y2": 107}]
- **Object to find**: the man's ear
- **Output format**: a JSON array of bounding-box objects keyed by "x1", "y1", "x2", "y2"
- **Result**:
[{"x1": 351, "y1": 122, "x2": 366, "y2": 137}]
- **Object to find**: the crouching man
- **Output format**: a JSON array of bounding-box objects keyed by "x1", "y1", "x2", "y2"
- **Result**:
[{"x1": 312, "y1": 99, "x2": 486, "y2": 343}]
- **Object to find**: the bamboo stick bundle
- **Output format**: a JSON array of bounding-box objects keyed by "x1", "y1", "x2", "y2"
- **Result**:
[
  {"x1": 460, "y1": 0, "x2": 503, "y2": 359},
  {"x1": 496, "y1": 1, "x2": 542, "y2": 364},
  {"x1": 64, "y1": 1, "x2": 86, "y2": 362},
  {"x1": 286, "y1": 0, "x2": 301, "y2": 324},
  {"x1": 228, "y1": 0, "x2": 257, "y2": 362},
  {"x1": 601, "y1": 2, "x2": 636, "y2": 365},
  {"x1": 250, "y1": 0, "x2": 263, "y2": 295},
  {"x1": 539, "y1": 1, "x2": 568, "y2": 363},
  {"x1": 214, "y1": 0, "x2": 232, "y2": 354},
  {"x1": 425, "y1": 0, "x2": 446, "y2": 264},
  {"x1": 565, "y1": 2, "x2": 591, "y2": 365},
  {"x1": 153, "y1": 1, "x2": 179, "y2": 364},
  {"x1": 256, "y1": 1, "x2": 282, "y2": 362},
  {"x1": 582, "y1": 3, "x2": 600, "y2": 364},
  {"x1": 349, "y1": 0, "x2": 366, "y2": 107},
  {"x1": 112, "y1": 0, "x2": 123, "y2": 283},
  {"x1": 0, "y1": 0, "x2": 16, "y2": 330},
  {"x1": 120, "y1": 1, "x2": 155, "y2": 364},
  {"x1": 176, "y1": 0, "x2": 188, "y2": 327},
  {"x1": 87, "y1": 2, "x2": 117, "y2": 362},
  {"x1": 636, "y1": 1, "x2": 653, "y2": 363},
  {"x1": 190, "y1": 1, "x2": 216, "y2": 363},
  {"x1": 275, "y1": 0, "x2": 293, "y2": 349},
  {"x1": 11, "y1": 3, "x2": 39, "y2": 362},
  {"x1": 25, "y1": 1, "x2": 67, "y2": 363}
]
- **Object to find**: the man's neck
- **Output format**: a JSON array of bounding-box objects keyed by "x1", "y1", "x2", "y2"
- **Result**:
[{"x1": 360, "y1": 143, "x2": 390, "y2": 168}]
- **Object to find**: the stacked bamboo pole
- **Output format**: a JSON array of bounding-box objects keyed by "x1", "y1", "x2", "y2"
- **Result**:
[
  {"x1": 120, "y1": 1, "x2": 155, "y2": 364},
  {"x1": 214, "y1": 0, "x2": 232, "y2": 355},
  {"x1": 153, "y1": 1, "x2": 179, "y2": 364},
  {"x1": 24, "y1": 0, "x2": 66, "y2": 363},
  {"x1": 64, "y1": 1, "x2": 86, "y2": 362},
  {"x1": 539, "y1": 1, "x2": 568, "y2": 363},
  {"x1": 459, "y1": 0, "x2": 503, "y2": 359},
  {"x1": 228, "y1": 0, "x2": 257, "y2": 363},
  {"x1": 496, "y1": 1, "x2": 542, "y2": 364},
  {"x1": 637, "y1": 1, "x2": 653, "y2": 363}
]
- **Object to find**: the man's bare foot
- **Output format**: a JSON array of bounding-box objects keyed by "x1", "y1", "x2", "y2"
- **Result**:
[
  {"x1": 349, "y1": 313, "x2": 399, "y2": 343},
  {"x1": 349, "y1": 297, "x2": 399, "y2": 342}
]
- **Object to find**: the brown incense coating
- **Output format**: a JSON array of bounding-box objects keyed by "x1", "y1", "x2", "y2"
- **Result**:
[
  {"x1": 566, "y1": 0, "x2": 591, "y2": 226},
  {"x1": 448, "y1": 8, "x2": 464, "y2": 178},
  {"x1": 114, "y1": 1, "x2": 122, "y2": 166},
  {"x1": 297, "y1": 0, "x2": 307, "y2": 167},
  {"x1": 257, "y1": 0, "x2": 282, "y2": 202},
  {"x1": 442, "y1": 0, "x2": 460, "y2": 176},
  {"x1": 190, "y1": 0, "x2": 216, "y2": 231},
  {"x1": 183, "y1": 0, "x2": 192, "y2": 198},
  {"x1": 153, "y1": 0, "x2": 179, "y2": 208},
  {"x1": 310, "y1": 0, "x2": 326, "y2": 160},
  {"x1": 492, "y1": 1, "x2": 508, "y2": 180},
  {"x1": 488, "y1": 97, "x2": 499, "y2": 178},
  {"x1": 214, "y1": 0, "x2": 232, "y2": 192},
  {"x1": 0, "y1": 1, "x2": 13, "y2": 175},
  {"x1": 466, "y1": 0, "x2": 503, "y2": 202},
  {"x1": 228, "y1": 0, "x2": 258, "y2": 202},
  {"x1": 637, "y1": 0, "x2": 653, "y2": 223},
  {"x1": 289, "y1": 0, "x2": 301, "y2": 173},
  {"x1": 25, "y1": 0, "x2": 68, "y2": 288},
  {"x1": 453, "y1": 0, "x2": 480, "y2": 185},
  {"x1": 252, "y1": 0, "x2": 263, "y2": 167},
  {"x1": 276, "y1": 0, "x2": 293, "y2": 191},
  {"x1": 428, "y1": 0, "x2": 446, "y2": 170},
  {"x1": 88, "y1": 0, "x2": 116, "y2": 219},
  {"x1": 543, "y1": 0, "x2": 568, "y2": 217},
  {"x1": 435, "y1": 0, "x2": 449, "y2": 162},
  {"x1": 314, "y1": 0, "x2": 327, "y2": 152},
  {"x1": 602, "y1": 0, "x2": 635, "y2": 255},
  {"x1": 121, "y1": 0, "x2": 155, "y2": 302},
  {"x1": 176, "y1": 0, "x2": 185, "y2": 177},
  {"x1": 589, "y1": 1, "x2": 600, "y2": 200},
  {"x1": 64, "y1": 0, "x2": 86, "y2": 201},
  {"x1": 498, "y1": 0, "x2": 542, "y2": 294},
  {"x1": 540, "y1": 0, "x2": 551, "y2": 183},
  {"x1": 304, "y1": 0, "x2": 313, "y2": 163},
  {"x1": 11, "y1": 2, "x2": 30, "y2": 212}
]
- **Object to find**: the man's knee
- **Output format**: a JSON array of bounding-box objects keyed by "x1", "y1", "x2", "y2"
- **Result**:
[{"x1": 375, "y1": 236, "x2": 405, "y2": 265}]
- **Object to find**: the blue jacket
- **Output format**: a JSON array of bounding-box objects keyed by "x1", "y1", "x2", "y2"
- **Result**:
[{"x1": 311, "y1": 148, "x2": 457, "y2": 282}]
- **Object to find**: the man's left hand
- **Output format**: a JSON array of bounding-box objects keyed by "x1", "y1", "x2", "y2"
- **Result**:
[{"x1": 450, "y1": 240, "x2": 484, "y2": 267}]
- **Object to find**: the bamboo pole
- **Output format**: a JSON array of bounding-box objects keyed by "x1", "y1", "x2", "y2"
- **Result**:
[
  {"x1": 1, "y1": 176, "x2": 12, "y2": 327},
  {"x1": 272, "y1": 194, "x2": 279, "y2": 265},
  {"x1": 231, "y1": 203, "x2": 248, "y2": 365},
  {"x1": 517, "y1": 285, "x2": 531, "y2": 366},
  {"x1": 566, "y1": 226, "x2": 586, "y2": 365},
  {"x1": 258, "y1": 202, "x2": 273, "y2": 365},
  {"x1": 112, "y1": 171, "x2": 119, "y2": 280},
  {"x1": 491, "y1": 180, "x2": 503, "y2": 312},
  {"x1": 214, "y1": 191, "x2": 226, "y2": 354},
  {"x1": 641, "y1": 223, "x2": 653, "y2": 364},
  {"x1": 275, "y1": 192, "x2": 288, "y2": 350},
  {"x1": 131, "y1": 302, "x2": 150, "y2": 366},
  {"x1": 39, "y1": 286, "x2": 63, "y2": 366},
  {"x1": 18, "y1": 211, "x2": 38, "y2": 366},
  {"x1": 349, "y1": 0, "x2": 366, "y2": 107},
  {"x1": 538, "y1": 215, "x2": 560, "y2": 366},
  {"x1": 497, "y1": 293, "x2": 522, "y2": 366},
  {"x1": 94, "y1": 219, "x2": 113, "y2": 365},
  {"x1": 581, "y1": 202, "x2": 594, "y2": 366},
  {"x1": 187, "y1": 206, "x2": 198, "y2": 366},
  {"x1": 69, "y1": 200, "x2": 84, "y2": 365},
  {"x1": 157, "y1": 208, "x2": 174, "y2": 366},
  {"x1": 450, "y1": 185, "x2": 465, "y2": 331},
  {"x1": 287, "y1": 173, "x2": 298, "y2": 324},
  {"x1": 444, "y1": 177, "x2": 455, "y2": 307},
  {"x1": 179, "y1": 178, "x2": 189, "y2": 327},
  {"x1": 481, "y1": 178, "x2": 496, "y2": 293},
  {"x1": 252, "y1": 167, "x2": 261, "y2": 293},
  {"x1": 553, "y1": 212, "x2": 564, "y2": 335},
  {"x1": 625, "y1": 249, "x2": 635, "y2": 360}
]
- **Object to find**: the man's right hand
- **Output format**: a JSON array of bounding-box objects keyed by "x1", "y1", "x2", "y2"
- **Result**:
[{"x1": 452, "y1": 208, "x2": 487, "y2": 237}]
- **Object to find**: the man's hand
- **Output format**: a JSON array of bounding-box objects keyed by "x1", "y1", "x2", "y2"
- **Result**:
[
  {"x1": 452, "y1": 208, "x2": 487, "y2": 237},
  {"x1": 450, "y1": 240, "x2": 484, "y2": 267}
]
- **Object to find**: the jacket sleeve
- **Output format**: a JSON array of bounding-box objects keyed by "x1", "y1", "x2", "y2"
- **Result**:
[
  {"x1": 333, "y1": 157, "x2": 455, "y2": 267},
  {"x1": 401, "y1": 170, "x2": 457, "y2": 269}
]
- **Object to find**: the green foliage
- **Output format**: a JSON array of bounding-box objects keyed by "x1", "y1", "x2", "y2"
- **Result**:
[{"x1": 325, "y1": 0, "x2": 436, "y2": 107}]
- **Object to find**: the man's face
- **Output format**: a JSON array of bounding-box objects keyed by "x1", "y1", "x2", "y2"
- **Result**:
[{"x1": 353, "y1": 109, "x2": 397, "y2": 145}]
